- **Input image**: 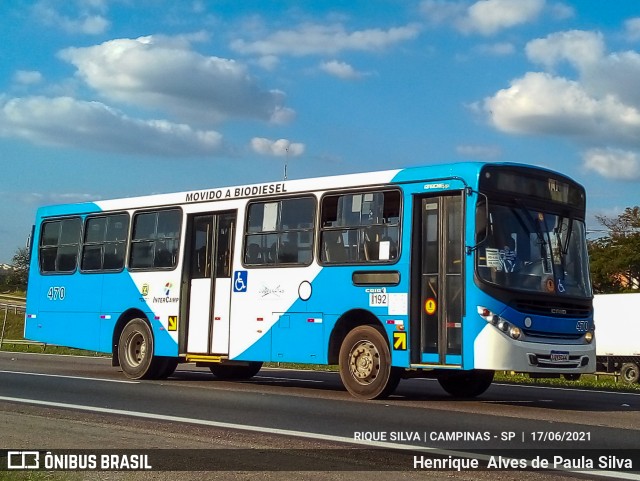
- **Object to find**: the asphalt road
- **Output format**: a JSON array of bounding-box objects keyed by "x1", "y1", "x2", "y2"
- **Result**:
[{"x1": 1, "y1": 351, "x2": 639, "y2": 480}]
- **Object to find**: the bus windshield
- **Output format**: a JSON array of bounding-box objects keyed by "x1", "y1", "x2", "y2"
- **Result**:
[{"x1": 476, "y1": 203, "x2": 591, "y2": 298}]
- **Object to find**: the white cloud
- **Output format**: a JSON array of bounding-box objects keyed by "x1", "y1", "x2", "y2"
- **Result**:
[
  {"x1": 526, "y1": 30, "x2": 605, "y2": 70},
  {"x1": 19, "y1": 192, "x2": 99, "y2": 205},
  {"x1": 474, "y1": 42, "x2": 515, "y2": 56},
  {"x1": 320, "y1": 60, "x2": 363, "y2": 79},
  {"x1": 624, "y1": 18, "x2": 640, "y2": 42},
  {"x1": 250, "y1": 137, "x2": 305, "y2": 157},
  {"x1": 230, "y1": 23, "x2": 420, "y2": 56},
  {"x1": 456, "y1": 144, "x2": 502, "y2": 159},
  {"x1": 256, "y1": 55, "x2": 280, "y2": 71},
  {"x1": 549, "y1": 2, "x2": 574, "y2": 20},
  {"x1": 525, "y1": 30, "x2": 640, "y2": 109},
  {"x1": 13, "y1": 70, "x2": 43, "y2": 85},
  {"x1": 484, "y1": 30, "x2": 640, "y2": 180},
  {"x1": 33, "y1": 0, "x2": 109, "y2": 35},
  {"x1": 421, "y1": 0, "x2": 544, "y2": 36},
  {"x1": 0, "y1": 96, "x2": 224, "y2": 157},
  {"x1": 420, "y1": 0, "x2": 467, "y2": 25},
  {"x1": 583, "y1": 148, "x2": 640, "y2": 181},
  {"x1": 59, "y1": 35, "x2": 293, "y2": 126},
  {"x1": 458, "y1": 0, "x2": 545, "y2": 35},
  {"x1": 484, "y1": 72, "x2": 640, "y2": 144}
]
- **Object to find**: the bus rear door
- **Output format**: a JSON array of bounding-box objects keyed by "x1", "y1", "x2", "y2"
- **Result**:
[{"x1": 183, "y1": 211, "x2": 236, "y2": 356}]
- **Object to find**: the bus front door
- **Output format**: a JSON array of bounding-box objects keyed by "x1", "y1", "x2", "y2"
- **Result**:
[
  {"x1": 412, "y1": 194, "x2": 464, "y2": 366},
  {"x1": 184, "y1": 211, "x2": 236, "y2": 355}
]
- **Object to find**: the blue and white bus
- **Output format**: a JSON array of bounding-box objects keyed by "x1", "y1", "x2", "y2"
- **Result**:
[{"x1": 25, "y1": 162, "x2": 595, "y2": 399}]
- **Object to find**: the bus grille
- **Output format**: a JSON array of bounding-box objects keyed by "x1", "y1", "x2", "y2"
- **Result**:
[
  {"x1": 522, "y1": 329, "x2": 583, "y2": 340},
  {"x1": 513, "y1": 300, "x2": 591, "y2": 318}
]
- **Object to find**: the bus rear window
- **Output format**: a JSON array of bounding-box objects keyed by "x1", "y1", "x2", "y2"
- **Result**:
[{"x1": 39, "y1": 217, "x2": 82, "y2": 273}]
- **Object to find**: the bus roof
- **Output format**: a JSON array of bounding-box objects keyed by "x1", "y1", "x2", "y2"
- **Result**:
[{"x1": 35, "y1": 161, "x2": 558, "y2": 218}]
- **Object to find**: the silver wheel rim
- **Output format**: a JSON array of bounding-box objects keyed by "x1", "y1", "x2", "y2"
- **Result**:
[
  {"x1": 623, "y1": 366, "x2": 638, "y2": 383},
  {"x1": 125, "y1": 331, "x2": 146, "y2": 367},
  {"x1": 348, "y1": 339, "x2": 380, "y2": 385}
]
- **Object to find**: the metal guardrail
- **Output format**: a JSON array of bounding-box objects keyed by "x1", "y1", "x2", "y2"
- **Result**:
[
  {"x1": 0, "y1": 303, "x2": 27, "y2": 349},
  {"x1": 0, "y1": 339, "x2": 48, "y2": 350},
  {"x1": 0, "y1": 303, "x2": 26, "y2": 313}
]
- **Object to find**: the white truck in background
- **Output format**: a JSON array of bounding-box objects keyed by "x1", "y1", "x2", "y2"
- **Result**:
[{"x1": 593, "y1": 293, "x2": 640, "y2": 383}]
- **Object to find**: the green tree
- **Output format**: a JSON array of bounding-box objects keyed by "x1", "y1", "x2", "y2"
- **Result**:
[
  {"x1": 588, "y1": 206, "x2": 640, "y2": 293},
  {"x1": 6, "y1": 247, "x2": 30, "y2": 291}
]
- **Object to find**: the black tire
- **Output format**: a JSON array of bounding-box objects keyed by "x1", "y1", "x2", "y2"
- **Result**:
[
  {"x1": 563, "y1": 373, "x2": 581, "y2": 381},
  {"x1": 339, "y1": 325, "x2": 401, "y2": 400},
  {"x1": 620, "y1": 363, "x2": 640, "y2": 384},
  {"x1": 437, "y1": 370, "x2": 494, "y2": 398},
  {"x1": 209, "y1": 362, "x2": 262, "y2": 380},
  {"x1": 118, "y1": 318, "x2": 175, "y2": 380},
  {"x1": 154, "y1": 357, "x2": 178, "y2": 380}
]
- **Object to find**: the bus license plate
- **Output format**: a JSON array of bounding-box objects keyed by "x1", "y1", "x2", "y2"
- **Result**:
[{"x1": 550, "y1": 350, "x2": 569, "y2": 362}]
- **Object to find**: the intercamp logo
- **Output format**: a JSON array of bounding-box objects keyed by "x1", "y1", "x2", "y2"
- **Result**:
[{"x1": 7, "y1": 451, "x2": 40, "y2": 469}]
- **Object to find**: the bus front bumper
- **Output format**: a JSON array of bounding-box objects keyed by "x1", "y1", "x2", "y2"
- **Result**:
[{"x1": 473, "y1": 324, "x2": 595, "y2": 374}]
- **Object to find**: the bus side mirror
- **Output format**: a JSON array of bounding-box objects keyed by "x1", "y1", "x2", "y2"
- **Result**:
[{"x1": 466, "y1": 190, "x2": 489, "y2": 255}]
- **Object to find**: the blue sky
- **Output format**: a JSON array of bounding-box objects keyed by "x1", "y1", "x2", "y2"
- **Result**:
[{"x1": 2, "y1": 0, "x2": 640, "y2": 263}]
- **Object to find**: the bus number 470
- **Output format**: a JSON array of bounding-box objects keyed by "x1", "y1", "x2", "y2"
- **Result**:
[
  {"x1": 576, "y1": 320, "x2": 589, "y2": 332},
  {"x1": 47, "y1": 287, "x2": 66, "y2": 301}
]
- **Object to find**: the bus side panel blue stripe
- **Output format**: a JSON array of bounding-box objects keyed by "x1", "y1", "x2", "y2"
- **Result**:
[{"x1": 234, "y1": 264, "x2": 412, "y2": 367}]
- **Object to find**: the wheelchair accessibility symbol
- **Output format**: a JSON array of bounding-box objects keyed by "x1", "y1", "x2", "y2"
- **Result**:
[{"x1": 233, "y1": 270, "x2": 248, "y2": 292}]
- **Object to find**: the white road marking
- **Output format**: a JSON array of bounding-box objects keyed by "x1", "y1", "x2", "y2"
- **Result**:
[
  {"x1": 0, "y1": 370, "x2": 139, "y2": 384},
  {"x1": 490, "y1": 382, "x2": 640, "y2": 397},
  {"x1": 254, "y1": 375, "x2": 324, "y2": 383},
  {"x1": 413, "y1": 377, "x2": 640, "y2": 397},
  {"x1": 0, "y1": 395, "x2": 637, "y2": 480}
]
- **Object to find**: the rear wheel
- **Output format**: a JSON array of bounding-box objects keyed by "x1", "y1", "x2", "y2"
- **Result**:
[
  {"x1": 437, "y1": 370, "x2": 494, "y2": 398},
  {"x1": 620, "y1": 363, "x2": 640, "y2": 384},
  {"x1": 209, "y1": 362, "x2": 262, "y2": 380},
  {"x1": 339, "y1": 325, "x2": 400, "y2": 400},
  {"x1": 118, "y1": 318, "x2": 174, "y2": 380}
]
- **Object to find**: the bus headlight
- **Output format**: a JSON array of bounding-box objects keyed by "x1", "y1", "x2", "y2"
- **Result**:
[
  {"x1": 584, "y1": 331, "x2": 594, "y2": 343},
  {"x1": 478, "y1": 306, "x2": 523, "y2": 340},
  {"x1": 509, "y1": 326, "x2": 522, "y2": 340}
]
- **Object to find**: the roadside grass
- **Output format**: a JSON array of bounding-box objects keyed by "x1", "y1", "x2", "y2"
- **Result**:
[
  {"x1": 1, "y1": 309, "x2": 24, "y2": 340},
  {"x1": 3, "y1": 306, "x2": 639, "y2": 392},
  {"x1": 265, "y1": 362, "x2": 640, "y2": 393},
  {"x1": 493, "y1": 371, "x2": 640, "y2": 392},
  {"x1": 0, "y1": 472, "x2": 81, "y2": 481}
]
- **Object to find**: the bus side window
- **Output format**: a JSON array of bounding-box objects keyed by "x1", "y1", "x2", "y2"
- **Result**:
[
  {"x1": 81, "y1": 213, "x2": 129, "y2": 272},
  {"x1": 320, "y1": 189, "x2": 400, "y2": 264},
  {"x1": 130, "y1": 209, "x2": 181, "y2": 270},
  {"x1": 243, "y1": 196, "x2": 315, "y2": 267}
]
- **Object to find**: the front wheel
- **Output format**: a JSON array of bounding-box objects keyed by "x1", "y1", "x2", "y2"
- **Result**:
[
  {"x1": 437, "y1": 370, "x2": 494, "y2": 398},
  {"x1": 620, "y1": 363, "x2": 640, "y2": 384},
  {"x1": 339, "y1": 325, "x2": 400, "y2": 400}
]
